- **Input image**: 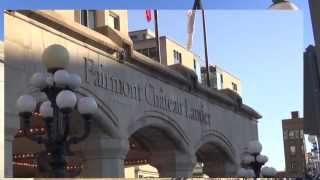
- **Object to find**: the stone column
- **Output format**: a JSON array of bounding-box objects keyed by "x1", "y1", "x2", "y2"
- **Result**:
[
  {"x1": 4, "y1": 113, "x2": 19, "y2": 177},
  {"x1": 80, "y1": 133, "x2": 129, "y2": 178},
  {"x1": 150, "y1": 151, "x2": 196, "y2": 178},
  {"x1": 4, "y1": 127, "x2": 15, "y2": 177}
]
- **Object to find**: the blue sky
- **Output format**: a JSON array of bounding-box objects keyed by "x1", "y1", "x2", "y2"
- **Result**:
[{"x1": 0, "y1": 0, "x2": 315, "y2": 172}]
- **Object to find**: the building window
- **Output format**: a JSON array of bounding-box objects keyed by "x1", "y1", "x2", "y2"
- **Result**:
[
  {"x1": 149, "y1": 47, "x2": 157, "y2": 58},
  {"x1": 232, "y1": 82, "x2": 238, "y2": 91},
  {"x1": 140, "y1": 49, "x2": 148, "y2": 56},
  {"x1": 290, "y1": 162, "x2": 295, "y2": 169},
  {"x1": 301, "y1": 145, "x2": 305, "y2": 153},
  {"x1": 80, "y1": 10, "x2": 96, "y2": 29},
  {"x1": 290, "y1": 145, "x2": 296, "y2": 155},
  {"x1": 300, "y1": 129, "x2": 304, "y2": 139},
  {"x1": 283, "y1": 130, "x2": 288, "y2": 140},
  {"x1": 193, "y1": 59, "x2": 197, "y2": 70},
  {"x1": 173, "y1": 50, "x2": 182, "y2": 64},
  {"x1": 220, "y1": 74, "x2": 224, "y2": 87},
  {"x1": 288, "y1": 130, "x2": 294, "y2": 139},
  {"x1": 109, "y1": 12, "x2": 120, "y2": 30},
  {"x1": 130, "y1": 35, "x2": 138, "y2": 41}
]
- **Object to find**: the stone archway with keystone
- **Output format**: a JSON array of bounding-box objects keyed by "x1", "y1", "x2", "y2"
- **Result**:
[{"x1": 4, "y1": 10, "x2": 262, "y2": 178}]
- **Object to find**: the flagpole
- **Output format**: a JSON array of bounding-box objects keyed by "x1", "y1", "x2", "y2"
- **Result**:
[
  {"x1": 154, "y1": 9, "x2": 161, "y2": 64},
  {"x1": 201, "y1": 8, "x2": 210, "y2": 88},
  {"x1": 195, "y1": 0, "x2": 210, "y2": 88}
]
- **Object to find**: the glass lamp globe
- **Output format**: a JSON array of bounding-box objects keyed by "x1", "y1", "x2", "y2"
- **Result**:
[
  {"x1": 16, "y1": 95, "x2": 37, "y2": 113},
  {"x1": 77, "y1": 97, "x2": 97, "y2": 115},
  {"x1": 261, "y1": 166, "x2": 277, "y2": 177},
  {"x1": 248, "y1": 140, "x2": 262, "y2": 154},
  {"x1": 56, "y1": 90, "x2": 77, "y2": 110},
  {"x1": 39, "y1": 101, "x2": 53, "y2": 118},
  {"x1": 268, "y1": 0, "x2": 298, "y2": 10},
  {"x1": 269, "y1": 167, "x2": 277, "y2": 177},
  {"x1": 30, "y1": 72, "x2": 47, "y2": 89},
  {"x1": 54, "y1": 70, "x2": 70, "y2": 87},
  {"x1": 257, "y1": 154, "x2": 268, "y2": 164},
  {"x1": 68, "y1": 73, "x2": 81, "y2": 89},
  {"x1": 42, "y1": 44, "x2": 70, "y2": 71}
]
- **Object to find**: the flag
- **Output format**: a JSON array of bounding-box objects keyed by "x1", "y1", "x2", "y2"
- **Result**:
[
  {"x1": 187, "y1": 0, "x2": 202, "y2": 50},
  {"x1": 145, "y1": 9, "x2": 153, "y2": 22},
  {"x1": 187, "y1": 10, "x2": 196, "y2": 50}
]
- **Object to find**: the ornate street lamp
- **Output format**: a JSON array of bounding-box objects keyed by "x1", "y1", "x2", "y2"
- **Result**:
[
  {"x1": 268, "y1": 0, "x2": 299, "y2": 10},
  {"x1": 241, "y1": 140, "x2": 269, "y2": 178},
  {"x1": 16, "y1": 44, "x2": 98, "y2": 177}
]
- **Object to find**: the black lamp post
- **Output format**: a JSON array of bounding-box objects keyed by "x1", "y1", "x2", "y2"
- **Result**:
[
  {"x1": 16, "y1": 44, "x2": 98, "y2": 177},
  {"x1": 241, "y1": 140, "x2": 269, "y2": 178}
]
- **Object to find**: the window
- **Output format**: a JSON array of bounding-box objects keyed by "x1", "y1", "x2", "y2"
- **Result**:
[
  {"x1": 130, "y1": 35, "x2": 138, "y2": 41},
  {"x1": 290, "y1": 145, "x2": 296, "y2": 155},
  {"x1": 289, "y1": 130, "x2": 294, "y2": 139},
  {"x1": 290, "y1": 162, "x2": 295, "y2": 169},
  {"x1": 283, "y1": 130, "x2": 288, "y2": 140},
  {"x1": 300, "y1": 129, "x2": 304, "y2": 139},
  {"x1": 141, "y1": 49, "x2": 148, "y2": 56},
  {"x1": 80, "y1": 10, "x2": 96, "y2": 29},
  {"x1": 301, "y1": 145, "x2": 305, "y2": 153},
  {"x1": 173, "y1": 50, "x2": 182, "y2": 64},
  {"x1": 220, "y1": 74, "x2": 224, "y2": 85},
  {"x1": 109, "y1": 12, "x2": 120, "y2": 30},
  {"x1": 232, "y1": 82, "x2": 238, "y2": 91},
  {"x1": 193, "y1": 59, "x2": 197, "y2": 70},
  {"x1": 149, "y1": 47, "x2": 157, "y2": 58}
]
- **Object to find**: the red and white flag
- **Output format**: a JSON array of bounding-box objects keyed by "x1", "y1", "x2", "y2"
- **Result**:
[
  {"x1": 187, "y1": 10, "x2": 196, "y2": 50},
  {"x1": 145, "y1": 9, "x2": 153, "y2": 22}
]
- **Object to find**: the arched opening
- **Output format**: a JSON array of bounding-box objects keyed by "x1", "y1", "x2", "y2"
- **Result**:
[
  {"x1": 194, "y1": 133, "x2": 238, "y2": 178},
  {"x1": 124, "y1": 114, "x2": 194, "y2": 178}
]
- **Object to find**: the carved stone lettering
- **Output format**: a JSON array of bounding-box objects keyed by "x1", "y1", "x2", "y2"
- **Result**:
[{"x1": 84, "y1": 57, "x2": 211, "y2": 125}]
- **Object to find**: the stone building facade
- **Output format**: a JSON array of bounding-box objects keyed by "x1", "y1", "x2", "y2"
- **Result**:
[
  {"x1": 4, "y1": 10, "x2": 261, "y2": 178},
  {"x1": 282, "y1": 111, "x2": 306, "y2": 177}
]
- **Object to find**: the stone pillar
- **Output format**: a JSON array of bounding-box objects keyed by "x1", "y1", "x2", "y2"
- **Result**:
[
  {"x1": 150, "y1": 151, "x2": 196, "y2": 178},
  {"x1": 4, "y1": 113, "x2": 19, "y2": 177},
  {"x1": 80, "y1": 133, "x2": 129, "y2": 178},
  {"x1": 4, "y1": 127, "x2": 15, "y2": 177}
]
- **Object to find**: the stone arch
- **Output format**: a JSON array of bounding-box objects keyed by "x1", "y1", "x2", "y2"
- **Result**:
[
  {"x1": 125, "y1": 110, "x2": 195, "y2": 177},
  {"x1": 127, "y1": 110, "x2": 191, "y2": 153},
  {"x1": 194, "y1": 130, "x2": 238, "y2": 177}
]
